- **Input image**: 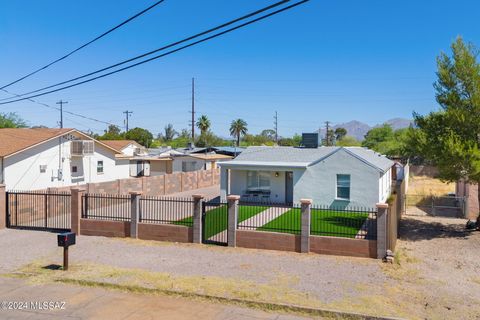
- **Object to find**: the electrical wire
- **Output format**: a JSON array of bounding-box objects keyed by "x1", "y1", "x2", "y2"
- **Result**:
[
  {"x1": 0, "y1": 0, "x2": 309, "y2": 104},
  {"x1": 0, "y1": 0, "x2": 290, "y2": 101},
  {"x1": 0, "y1": 88, "x2": 121, "y2": 128},
  {"x1": 0, "y1": 0, "x2": 166, "y2": 90}
]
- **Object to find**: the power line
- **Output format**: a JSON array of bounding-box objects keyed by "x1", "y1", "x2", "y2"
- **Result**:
[
  {"x1": 0, "y1": 0, "x2": 309, "y2": 104},
  {"x1": 0, "y1": 0, "x2": 166, "y2": 90},
  {"x1": 0, "y1": 88, "x2": 121, "y2": 128},
  {"x1": 0, "y1": 0, "x2": 290, "y2": 102}
]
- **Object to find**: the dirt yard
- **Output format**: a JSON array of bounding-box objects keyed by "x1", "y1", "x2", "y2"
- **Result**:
[
  {"x1": 1, "y1": 214, "x2": 479, "y2": 319},
  {"x1": 407, "y1": 175, "x2": 455, "y2": 196}
]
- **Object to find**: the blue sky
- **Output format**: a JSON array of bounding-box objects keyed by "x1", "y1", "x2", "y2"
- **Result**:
[{"x1": 1, "y1": 0, "x2": 479, "y2": 138}]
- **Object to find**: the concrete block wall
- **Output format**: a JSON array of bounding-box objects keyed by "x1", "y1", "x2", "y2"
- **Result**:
[{"x1": 49, "y1": 169, "x2": 221, "y2": 197}]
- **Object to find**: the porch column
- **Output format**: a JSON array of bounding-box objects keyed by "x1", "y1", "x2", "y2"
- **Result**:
[
  {"x1": 192, "y1": 194, "x2": 204, "y2": 244},
  {"x1": 0, "y1": 184, "x2": 5, "y2": 230},
  {"x1": 219, "y1": 167, "x2": 228, "y2": 201},
  {"x1": 300, "y1": 198, "x2": 312, "y2": 253},
  {"x1": 70, "y1": 187, "x2": 86, "y2": 235},
  {"x1": 227, "y1": 195, "x2": 240, "y2": 247},
  {"x1": 130, "y1": 191, "x2": 142, "y2": 239},
  {"x1": 376, "y1": 202, "x2": 388, "y2": 259}
]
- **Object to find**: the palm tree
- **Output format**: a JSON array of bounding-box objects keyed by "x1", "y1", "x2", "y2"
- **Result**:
[
  {"x1": 230, "y1": 119, "x2": 248, "y2": 146},
  {"x1": 196, "y1": 115, "x2": 211, "y2": 136}
]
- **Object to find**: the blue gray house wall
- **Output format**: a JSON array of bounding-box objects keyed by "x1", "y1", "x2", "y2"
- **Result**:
[
  {"x1": 220, "y1": 148, "x2": 391, "y2": 208},
  {"x1": 292, "y1": 149, "x2": 381, "y2": 208}
]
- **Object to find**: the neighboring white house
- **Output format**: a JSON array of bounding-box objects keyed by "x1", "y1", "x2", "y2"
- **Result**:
[
  {"x1": 218, "y1": 146, "x2": 394, "y2": 208},
  {"x1": 101, "y1": 140, "x2": 145, "y2": 157},
  {"x1": 0, "y1": 128, "x2": 130, "y2": 190}
]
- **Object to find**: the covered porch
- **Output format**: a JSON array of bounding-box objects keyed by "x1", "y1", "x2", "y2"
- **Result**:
[{"x1": 219, "y1": 165, "x2": 296, "y2": 204}]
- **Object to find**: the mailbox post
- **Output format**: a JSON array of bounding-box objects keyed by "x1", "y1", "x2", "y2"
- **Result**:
[{"x1": 57, "y1": 232, "x2": 76, "y2": 271}]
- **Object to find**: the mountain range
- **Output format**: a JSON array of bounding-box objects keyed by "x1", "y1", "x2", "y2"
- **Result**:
[{"x1": 316, "y1": 118, "x2": 413, "y2": 141}]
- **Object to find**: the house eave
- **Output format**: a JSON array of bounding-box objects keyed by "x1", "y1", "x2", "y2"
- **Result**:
[{"x1": 218, "y1": 161, "x2": 309, "y2": 169}]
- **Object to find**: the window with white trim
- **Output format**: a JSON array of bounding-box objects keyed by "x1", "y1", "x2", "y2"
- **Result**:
[
  {"x1": 97, "y1": 161, "x2": 104, "y2": 174},
  {"x1": 247, "y1": 171, "x2": 270, "y2": 192},
  {"x1": 336, "y1": 174, "x2": 350, "y2": 200}
]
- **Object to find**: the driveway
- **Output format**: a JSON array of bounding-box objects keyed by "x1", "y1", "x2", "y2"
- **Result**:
[{"x1": 166, "y1": 185, "x2": 220, "y2": 200}]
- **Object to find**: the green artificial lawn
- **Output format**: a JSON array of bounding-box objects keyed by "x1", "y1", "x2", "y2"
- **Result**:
[
  {"x1": 257, "y1": 208, "x2": 369, "y2": 238},
  {"x1": 173, "y1": 205, "x2": 268, "y2": 239}
]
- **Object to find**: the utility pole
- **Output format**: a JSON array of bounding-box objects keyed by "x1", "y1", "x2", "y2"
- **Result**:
[
  {"x1": 325, "y1": 121, "x2": 331, "y2": 146},
  {"x1": 56, "y1": 100, "x2": 68, "y2": 128},
  {"x1": 123, "y1": 110, "x2": 133, "y2": 132},
  {"x1": 190, "y1": 77, "x2": 195, "y2": 141},
  {"x1": 274, "y1": 111, "x2": 278, "y2": 144}
]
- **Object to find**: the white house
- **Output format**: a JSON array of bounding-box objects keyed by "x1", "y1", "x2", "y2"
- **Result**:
[
  {"x1": 0, "y1": 128, "x2": 130, "y2": 190},
  {"x1": 218, "y1": 146, "x2": 394, "y2": 208},
  {"x1": 101, "y1": 140, "x2": 145, "y2": 157}
]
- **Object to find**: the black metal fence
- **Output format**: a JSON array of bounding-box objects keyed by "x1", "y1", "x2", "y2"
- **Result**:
[
  {"x1": 202, "y1": 200, "x2": 228, "y2": 245},
  {"x1": 6, "y1": 190, "x2": 71, "y2": 231},
  {"x1": 237, "y1": 202, "x2": 377, "y2": 239},
  {"x1": 139, "y1": 196, "x2": 194, "y2": 226},
  {"x1": 310, "y1": 205, "x2": 377, "y2": 239},
  {"x1": 238, "y1": 202, "x2": 298, "y2": 234},
  {"x1": 82, "y1": 194, "x2": 131, "y2": 221}
]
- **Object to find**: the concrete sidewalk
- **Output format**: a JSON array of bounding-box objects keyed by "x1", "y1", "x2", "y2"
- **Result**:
[{"x1": 0, "y1": 278, "x2": 312, "y2": 320}]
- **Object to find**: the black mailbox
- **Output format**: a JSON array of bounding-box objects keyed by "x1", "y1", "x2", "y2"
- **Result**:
[{"x1": 57, "y1": 232, "x2": 76, "y2": 247}]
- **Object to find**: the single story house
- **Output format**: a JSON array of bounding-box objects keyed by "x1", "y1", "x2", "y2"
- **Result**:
[
  {"x1": 128, "y1": 146, "x2": 233, "y2": 177},
  {"x1": 0, "y1": 128, "x2": 130, "y2": 190},
  {"x1": 101, "y1": 140, "x2": 146, "y2": 157},
  {"x1": 218, "y1": 146, "x2": 394, "y2": 208}
]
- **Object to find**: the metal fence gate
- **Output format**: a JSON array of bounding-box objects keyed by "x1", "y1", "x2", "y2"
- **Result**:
[
  {"x1": 404, "y1": 194, "x2": 466, "y2": 218},
  {"x1": 202, "y1": 200, "x2": 228, "y2": 246},
  {"x1": 6, "y1": 191, "x2": 71, "y2": 231}
]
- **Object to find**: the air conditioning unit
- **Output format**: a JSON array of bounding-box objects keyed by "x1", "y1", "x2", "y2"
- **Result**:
[{"x1": 71, "y1": 140, "x2": 95, "y2": 156}]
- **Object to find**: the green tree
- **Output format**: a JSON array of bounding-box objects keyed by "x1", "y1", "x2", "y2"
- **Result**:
[
  {"x1": 125, "y1": 127, "x2": 153, "y2": 147},
  {"x1": 412, "y1": 37, "x2": 480, "y2": 226},
  {"x1": 336, "y1": 135, "x2": 361, "y2": 147},
  {"x1": 196, "y1": 115, "x2": 211, "y2": 136},
  {"x1": 229, "y1": 118, "x2": 248, "y2": 146},
  {"x1": 97, "y1": 125, "x2": 124, "y2": 140},
  {"x1": 0, "y1": 112, "x2": 27, "y2": 128},
  {"x1": 334, "y1": 127, "x2": 347, "y2": 141},
  {"x1": 260, "y1": 129, "x2": 276, "y2": 141},
  {"x1": 362, "y1": 124, "x2": 394, "y2": 150},
  {"x1": 194, "y1": 130, "x2": 228, "y2": 147},
  {"x1": 158, "y1": 123, "x2": 177, "y2": 142}
]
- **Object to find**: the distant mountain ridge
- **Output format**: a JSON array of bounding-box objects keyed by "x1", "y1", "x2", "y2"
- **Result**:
[{"x1": 317, "y1": 118, "x2": 413, "y2": 141}]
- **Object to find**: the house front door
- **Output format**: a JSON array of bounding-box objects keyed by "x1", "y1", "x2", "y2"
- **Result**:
[{"x1": 285, "y1": 171, "x2": 293, "y2": 204}]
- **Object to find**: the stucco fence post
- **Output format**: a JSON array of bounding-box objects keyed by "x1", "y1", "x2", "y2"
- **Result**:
[
  {"x1": 300, "y1": 198, "x2": 312, "y2": 253},
  {"x1": 227, "y1": 195, "x2": 240, "y2": 247},
  {"x1": 0, "y1": 184, "x2": 6, "y2": 230},
  {"x1": 192, "y1": 194, "x2": 204, "y2": 244},
  {"x1": 376, "y1": 202, "x2": 388, "y2": 259},
  {"x1": 70, "y1": 187, "x2": 86, "y2": 235},
  {"x1": 130, "y1": 191, "x2": 142, "y2": 239}
]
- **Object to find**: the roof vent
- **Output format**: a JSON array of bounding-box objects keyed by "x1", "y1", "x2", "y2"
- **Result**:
[{"x1": 301, "y1": 133, "x2": 319, "y2": 148}]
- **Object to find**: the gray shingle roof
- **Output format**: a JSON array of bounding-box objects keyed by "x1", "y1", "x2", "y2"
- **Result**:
[{"x1": 224, "y1": 146, "x2": 393, "y2": 172}]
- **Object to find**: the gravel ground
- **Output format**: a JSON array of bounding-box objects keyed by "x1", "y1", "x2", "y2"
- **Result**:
[
  {"x1": 2, "y1": 214, "x2": 480, "y2": 319},
  {"x1": 0, "y1": 228, "x2": 58, "y2": 273}
]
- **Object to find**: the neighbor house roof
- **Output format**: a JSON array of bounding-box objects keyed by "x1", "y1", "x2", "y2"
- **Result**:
[
  {"x1": 0, "y1": 128, "x2": 122, "y2": 158},
  {"x1": 219, "y1": 146, "x2": 394, "y2": 172},
  {"x1": 188, "y1": 153, "x2": 233, "y2": 161},
  {"x1": 101, "y1": 140, "x2": 141, "y2": 152},
  {"x1": 0, "y1": 128, "x2": 74, "y2": 158}
]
